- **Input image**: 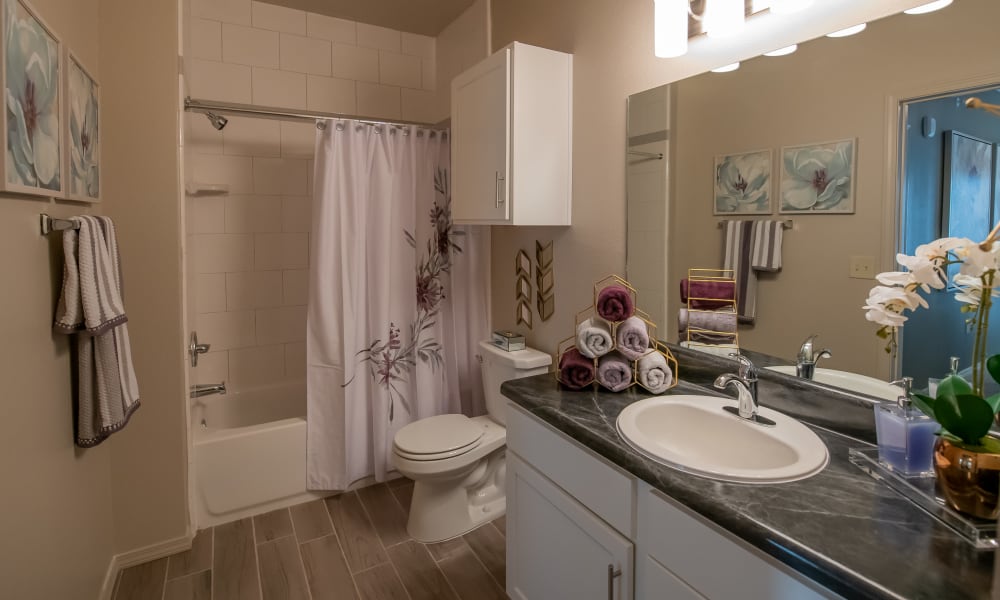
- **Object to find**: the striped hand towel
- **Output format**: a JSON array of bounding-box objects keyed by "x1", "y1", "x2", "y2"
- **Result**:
[
  {"x1": 750, "y1": 220, "x2": 784, "y2": 272},
  {"x1": 722, "y1": 220, "x2": 756, "y2": 324}
]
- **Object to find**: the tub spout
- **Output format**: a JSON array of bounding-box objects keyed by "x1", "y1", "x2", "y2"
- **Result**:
[{"x1": 191, "y1": 382, "x2": 227, "y2": 398}]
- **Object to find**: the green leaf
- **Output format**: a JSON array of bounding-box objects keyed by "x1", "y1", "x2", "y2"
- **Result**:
[
  {"x1": 911, "y1": 393, "x2": 936, "y2": 420},
  {"x1": 937, "y1": 374, "x2": 973, "y2": 401},
  {"x1": 987, "y1": 355, "x2": 1000, "y2": 387},
  {"x1": 934, "y1": 393, "x2": 995, "y2": 445},
  {"x1": 986, "y1": 392, "x2": 1000, "y2": 415}
]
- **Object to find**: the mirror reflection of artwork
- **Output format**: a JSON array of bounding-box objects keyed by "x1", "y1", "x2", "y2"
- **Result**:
[
  {"x1": 3, "y1": 0, "x2": 62, "y2": 196},
  {"x1": 66, "y1": 52, "x2": 99, "y2": 202},
  {"x1": 780, "y1": 139, "x2": 856, "y2": 214},
  {"x1": 943, "y1": 131, "x2": 993, "y2": 243},
  {"x1": 713, "y1": 149, "x2": 771, "y2": 215}
]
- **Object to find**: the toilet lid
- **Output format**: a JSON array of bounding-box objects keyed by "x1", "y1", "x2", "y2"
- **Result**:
[{"x1": 394, "y1": 414, "x2": 483, "y2": 456}]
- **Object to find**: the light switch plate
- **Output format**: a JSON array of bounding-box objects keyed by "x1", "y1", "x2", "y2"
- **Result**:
[{"x1": 849, "y1": 255, "x2": 875, "y2": 279}]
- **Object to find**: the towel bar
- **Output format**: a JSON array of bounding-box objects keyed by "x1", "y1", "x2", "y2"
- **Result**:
[
  {"x1": 40, "y1": 214, "x2": 80, "y2": 235},
  {"x1": 717, "y1": 219, "x2": 792, "y2": 229}
]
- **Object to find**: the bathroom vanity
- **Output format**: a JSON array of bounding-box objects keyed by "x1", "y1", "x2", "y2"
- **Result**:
[{"x1": 501, "y1": 346, "x2": 995, "y2": 599}]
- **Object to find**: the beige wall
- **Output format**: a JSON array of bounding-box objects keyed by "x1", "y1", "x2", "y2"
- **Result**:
[
  {"x1": 100, "y1": 0, "x2": 189, "y2": 554},
  {"x1": 488, "y1": 0, "x2": 973, "y2": 358},
  {"x1": 435, "y1": 0, "x2": 490, "y2": 122}
]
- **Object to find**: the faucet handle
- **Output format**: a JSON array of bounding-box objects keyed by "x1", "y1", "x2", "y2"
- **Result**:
[{"x1": 728, "y1": 352, "x2": 758, "y2": 380}]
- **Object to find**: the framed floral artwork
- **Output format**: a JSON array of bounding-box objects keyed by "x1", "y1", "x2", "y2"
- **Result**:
[
  {"x1": 779, "y1": 138, "x2": 856, "y2": 214},
  {"x1": 2, "y1": 0, "x2": 63, "y2": 197},
  {"x1": 64, "y1": 50, "x2": 99, "y2": 202},
  {"x1": 713, "y1": 149, "x2": 772, "y2": 215}
]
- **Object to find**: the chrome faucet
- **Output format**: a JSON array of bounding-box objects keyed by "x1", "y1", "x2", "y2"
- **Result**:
[
  {"x1": 714, "y1": 354, "x2": 775, "y2": 427},
  {"x1": 796, "y1": 334, "x2": 832, "y2": 379},
  {"x1": 191, "y1": 382, "x2": 227, "y2": 398}
]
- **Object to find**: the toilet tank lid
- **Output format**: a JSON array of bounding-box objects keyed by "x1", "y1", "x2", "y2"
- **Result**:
[{"x1": 478, "y1": 340, "x2": 552, "y2": 369}]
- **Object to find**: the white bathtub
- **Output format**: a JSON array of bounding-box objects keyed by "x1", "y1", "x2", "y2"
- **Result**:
[{"x1": 192, "y1": 381, "x2": 328, "y2": 527}]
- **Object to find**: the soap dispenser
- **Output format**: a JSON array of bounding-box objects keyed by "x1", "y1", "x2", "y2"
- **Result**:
[{"x1": 874, "y1": 376, "x2": 938, "y2": 477}]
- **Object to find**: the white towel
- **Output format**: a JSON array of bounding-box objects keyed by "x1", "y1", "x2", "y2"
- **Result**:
[
  {"x1": 576, "y1": 317, "x2": 613, "y2": 359},
  {"x1": 637, "y1": 350, "x2": 673, "y2": 394},
  {"x1": 54, "y1": 216, "x2": 140, "y2": 447}
]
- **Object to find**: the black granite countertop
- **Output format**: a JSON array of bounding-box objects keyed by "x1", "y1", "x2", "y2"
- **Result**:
[{"x1": 501, "y1": 346, "x2": 995, "y2": 600}]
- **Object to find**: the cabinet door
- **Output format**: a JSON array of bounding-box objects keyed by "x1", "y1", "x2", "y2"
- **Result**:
[
  {"x1": 451, "y1": 47, "x2": 510, "y2": 224},
  {"x1": 508, "y1": 454, "x2": 633, "y2": 600}
]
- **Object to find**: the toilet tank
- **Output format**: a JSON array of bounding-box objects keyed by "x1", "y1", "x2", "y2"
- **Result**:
[{"x1": 478, "y1": 340, "x2": 552, "y2": 426}]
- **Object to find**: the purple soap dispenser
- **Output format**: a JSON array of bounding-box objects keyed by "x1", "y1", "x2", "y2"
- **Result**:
[{"x1": 874, "y1": 376, "x2": 938, "y2": 477}]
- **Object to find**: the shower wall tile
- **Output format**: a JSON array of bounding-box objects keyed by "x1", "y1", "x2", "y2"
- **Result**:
[
  {"x1": 279, "y1": 123, "x2": 315, "y2": 159},
  {"x1": 197, "y1": 273, "x2": 228, "y2": 313},
  {"x1": 229, "y1": 344, "x2": 286, "y2": 390},
  {"x1": 192, "y1": 0, "x2": 250, "y2": 26},
  {"x1": 401, "y1": 33, "x2": 435, "y2": 60},
  {"x1": 252, "y1": 67, "x2": 307, "y2": 110},
  {"x1": 280, "y1": 33, "x2": 331, "y2": 76},
  {"x1": 194, "y1": 234, "x2": 254, "y2": 273},
  {"x1": 401, "y1": 89, "x2": 438, "y2": 125},
  {"x1": 225, "y1": 195, "x2": 283, "y2": 233},
  {"x1": 284, "y1": 342, "x2": 306, "y2": 379},
  {"x1": 281, "y1": 196, "x2": 310, "y2": 232},
  {"x1": 222, "y1": 23, "x2": 279, "y2": 68},
  {"x1": 190, "y1": 18, "x2": 223, "y2": 61},
  {"x1": 357, "y1": 82, "x2": 401, "y2": 120},
  {"x1": 254, "y1": 232, "x2": 308, "y2": 270},
  {"x1": 256, "y1": 305, "x2": 307, "y2": 345},
  {"x1": 380, "y1": 52, "x2": 422, "y2": 90},
  {"x1": 251, "y1": 0, "x2": 306, "y2": 35},
  {"x1": 253, "y1": 158, "x2": 308, "y2": 195},
  {"x1": 223, "y1": 117, "x2": 281, "y2": 157},
  {"x1": 330, "y1": 43, "x2": 379, "y2": 84},
  {"x1": 187, "y1": 59, "x2": 252, "y2": 104},
  {"x1": 282, "y1": 269, "x2": 308, "y2": 306},
  {"x1": 306, "y1": 13, "x2": 355, "y2": 44},
  {"x1": 226, "y1": 271, "x2": 284, "y2": 310},
  {"x1": 190, "y1": 154, "x2": 254, "y2": 193},
  {"x1": 357, "y1": 23, "x2": 401, "y2": 53},
  {"x1": 194, "y1": 196, "x2": 226, "y2": 234},
  {"x1": 421, "y1": 58, "x2": 436, "y2": 92},
  {"x1": 306, "y1": 75, "x2": 356, "y2": 114},
  {"x1": 195, "y1": 350, "x2": 229, "y2": 386},
  {"x1": 197, "y1": 310, "x2": 256, "y2": 351}
]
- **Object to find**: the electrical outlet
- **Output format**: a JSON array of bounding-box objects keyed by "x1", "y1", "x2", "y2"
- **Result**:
[{"x1": 849, "y1": 256, "x2": 875, "y2": 279}]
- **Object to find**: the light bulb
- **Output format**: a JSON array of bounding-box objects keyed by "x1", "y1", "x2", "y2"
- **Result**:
[
  {"x1": 769, "y1": 0, "x2": 813, "y2": 14},
  {"x1": 705, "y1": 0, "x2": 745, "y2": 38},
  {"x1": 904, "y1": 0, "x2": 953, "y2": 15},
  {"x1": 654, "y1": 0, "x2": 688, "y2": 58},
  {"x1": 826, "y1": 23, "x2": 867, "y2": 38},
  {"x1": 763, "y1": 44, "x2": 798, "y2": 57},
  {"x1": 711, "y1": 62, "x2": 741, "y2": 73}
]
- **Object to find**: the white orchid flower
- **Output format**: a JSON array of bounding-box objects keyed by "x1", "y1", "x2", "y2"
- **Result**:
[
  {"x1": 891, "y1": 252, "x2": 948, "y2": 291},
  {"x1": 953, "y1": 274, "x2": 1000, "y2": 307},
  {"x1": 862, "y1": 285, "x2": 928, "y2": 327},
  {"x1": 954, "y1": 241, "x2": 1000, "y2": 280},
  {"x1": 914, "y1": 236, "x2": 968, "y2": 261}
]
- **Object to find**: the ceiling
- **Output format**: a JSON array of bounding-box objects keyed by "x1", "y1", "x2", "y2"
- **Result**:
[{"x1": 259, "y1": 0, "x2": 476, "y2": 36}]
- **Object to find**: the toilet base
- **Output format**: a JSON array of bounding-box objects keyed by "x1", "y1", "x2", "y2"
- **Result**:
[{"x1": 406, "y1": 450, "x2": 506, "y2": 543}]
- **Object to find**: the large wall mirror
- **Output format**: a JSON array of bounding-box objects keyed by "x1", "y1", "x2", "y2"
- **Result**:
[{"x1": 627, "y1": 0, "x2": 1000, "y2": 390}]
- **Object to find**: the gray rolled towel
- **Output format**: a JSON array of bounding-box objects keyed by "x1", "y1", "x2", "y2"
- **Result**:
[
  {"x1": 637, "y1": 350, "x2": 673, "y2": 394},
  {"x1": 597, "y1": 351, "x2": 632, "y2": 392},
  {"x1": 576, "y1": 317, "x2": 613, "y2": 359},
  {"x1": 615, "y1": 316, "x2": 650, "y2": 360},
  {"x1": 678, "y1": 308, "x2": 737, "y2": 334}
]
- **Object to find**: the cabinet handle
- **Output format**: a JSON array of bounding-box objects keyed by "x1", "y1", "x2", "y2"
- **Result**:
[
  {"x1": 607, "y1": 563, "x2": 622, "y2": 600},
  {"x1": 495, "y1": 171, "x2": 505, "y2": 208}
]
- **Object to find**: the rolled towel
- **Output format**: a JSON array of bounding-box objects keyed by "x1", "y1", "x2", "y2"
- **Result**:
[
  {"x1": 576, "y1": 317, "x2": 613, "y2": 359},
  {"x1": 678, "y1": 308, "x2": 737, "y2": 334},
  {"x1": 637, "y1": 350, "x2": 673, "y2": 394},
  {"x1": 558, "y1": 347, "x2": 595, "y2": 390},
  {"x1": 679, "y1": 328, "x2": 738, "y2": 345},
  {"x1": 615, "y1": 315, "x2": 650, "y2": 360},
  {"x1": 596, "y1": 284, "x2": 634, "y2": 322},
  {"x1": 597, "y1": 351, "x2": 632, "y2": 392},
  {"x1": 680, "y1": 278, "x2": 736, "y2": 310}
]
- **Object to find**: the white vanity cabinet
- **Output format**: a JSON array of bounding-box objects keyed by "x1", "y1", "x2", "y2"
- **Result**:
[
  {"x1": 451, "y1": 42, "x2": 572, "y2": 225},
  {"x1": 505, "y1": 401, "x2": 838, "y2": 600}
]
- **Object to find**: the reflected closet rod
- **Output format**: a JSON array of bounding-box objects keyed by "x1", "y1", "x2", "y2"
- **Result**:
[{"x1": 184, "y1": 97, "x2": 446, "y2": 130}]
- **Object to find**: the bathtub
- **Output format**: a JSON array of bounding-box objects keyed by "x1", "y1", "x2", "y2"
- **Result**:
[{"x1": 192, "y1": 381, "x2": 328, "y2": 527}]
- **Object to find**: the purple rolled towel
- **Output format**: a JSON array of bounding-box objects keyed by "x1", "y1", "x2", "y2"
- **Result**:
[
  {"x1": 680, "y1": 279, "x2": 736, "y2": 310},
  {"x1": 596, "y1": 284, "x2": 635, "y2": 322},
  {"x1": 558, "y1": 347, "x2": 595, "y2": 390},
  {"x1": 597, "y1": 351, "x2": 632, "y2": 392},
  {"x1": 615, "y1": 316, "x2": 650, "y2": 360}
]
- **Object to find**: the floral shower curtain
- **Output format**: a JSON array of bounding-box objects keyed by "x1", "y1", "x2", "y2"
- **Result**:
[{"x1": 306, "y1": 121, "x2": 491, "y2": 491}]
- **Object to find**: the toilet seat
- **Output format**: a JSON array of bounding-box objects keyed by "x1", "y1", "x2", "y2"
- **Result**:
[{"x1": 394, "y1": 414, "x2": 484, "y2": 461}]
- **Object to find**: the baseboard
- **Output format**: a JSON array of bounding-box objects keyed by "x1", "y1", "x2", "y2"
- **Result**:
[{"x1": 98, "y1": 531, "x2": 194, "y2": 600}]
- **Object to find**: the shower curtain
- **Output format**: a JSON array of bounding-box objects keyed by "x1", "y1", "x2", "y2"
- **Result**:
[{"x1": 306, "y1": 121, "x2": 491, "y2": 490}]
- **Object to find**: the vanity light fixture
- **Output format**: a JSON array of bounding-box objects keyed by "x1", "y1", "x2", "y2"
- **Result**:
[
  {"x1": 711, "y1": 62, "x2": 741, "y2": 73},
  {"x1": 826, "y1": 23, "x2": 867, "y2": 38},
  {"x1": 903, "y1": 0, "x2": 953, "y2": 15},
  {"x1": 705, "y1": 0, "x2": 746, "y2": 38},
  {"x1": 763, "y1": 44, "x2": 798, "y2": 57},
  {"x1": 654, "y1": 0, "x2": 689, "y2": 58},
  {"x1": 769, "y1": 0, "x2": 813, "y2": 15}
]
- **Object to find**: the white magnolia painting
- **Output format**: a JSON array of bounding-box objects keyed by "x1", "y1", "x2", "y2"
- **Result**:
[
  {"x1": 780, "y1": 139, "x2": 856, "y2": 213},
  {"x1": 3, "y1": 0, "x2": 62, "y2": 196},
  {"x1": 713, "y1": 149, "x2": 772, "y2": 215},
  {"x1": 66, "y1": 52, "x2": 99, "y2": 201}
]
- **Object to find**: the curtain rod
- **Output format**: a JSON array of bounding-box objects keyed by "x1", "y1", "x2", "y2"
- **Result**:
[{"x1": 183, "y1": 97, "x2": 446, "y2": 130}]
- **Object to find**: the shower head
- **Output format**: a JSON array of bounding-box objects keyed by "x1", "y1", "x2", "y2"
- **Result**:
[{"x1": 205, "y1": 112, "x2": 228, "y2": 131}]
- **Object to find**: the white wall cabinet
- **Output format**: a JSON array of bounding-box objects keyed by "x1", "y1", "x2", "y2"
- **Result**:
[
  {"x1": 451, "y1": 42, "x2": 572, "y2": 225},
  {"x1": 505, "y1": 401, "x2": 838, "y2": 600}
]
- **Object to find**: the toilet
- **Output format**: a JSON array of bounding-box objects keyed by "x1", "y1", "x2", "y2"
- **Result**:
[{"x1": 391, "y1": 340, "x2": 551, "y2": 543}]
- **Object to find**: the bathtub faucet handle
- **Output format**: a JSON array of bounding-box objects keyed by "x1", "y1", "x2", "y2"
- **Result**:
[{"x1": 191, "y1": 382, "x2": 226, "y2": 398}]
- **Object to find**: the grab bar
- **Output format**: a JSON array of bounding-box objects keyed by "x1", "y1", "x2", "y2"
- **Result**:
[{"x1": 191, "y1": 382, "x2": 226, "y2": 398}]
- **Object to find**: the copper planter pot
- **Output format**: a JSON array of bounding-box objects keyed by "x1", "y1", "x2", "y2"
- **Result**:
[{"x1": 933, "y1": 437, "x2": 1000, "y2": 520}]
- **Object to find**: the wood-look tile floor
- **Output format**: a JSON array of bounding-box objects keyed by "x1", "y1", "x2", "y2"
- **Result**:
[{"x1": 113, "y1": 478, "x2": 507, "y2": 600}]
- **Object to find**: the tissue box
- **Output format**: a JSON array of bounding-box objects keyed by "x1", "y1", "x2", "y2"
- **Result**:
[{"x1": 492, "y1": 330, "x2": 525, "y2": 351}]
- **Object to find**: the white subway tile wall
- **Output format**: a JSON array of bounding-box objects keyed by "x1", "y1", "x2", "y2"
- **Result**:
[{"x1": 186, "y1": 4, "x2": 434, "y2": 392}]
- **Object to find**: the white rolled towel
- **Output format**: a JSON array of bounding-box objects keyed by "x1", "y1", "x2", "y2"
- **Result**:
[
  {"x1": 637, "y1": 350, "x2": 673, "y2": 394},
  {"x1": 576, "y1": 317, "x2": 613, "y2": 359}
]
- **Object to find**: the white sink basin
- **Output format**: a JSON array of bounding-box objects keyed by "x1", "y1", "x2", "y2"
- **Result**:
[
  {"x1": 765, "y1": 366, "x2": 902, "y2": 401},
  {"x1": 616, "y1": 395, "x2": 828, "y2": 484}
]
